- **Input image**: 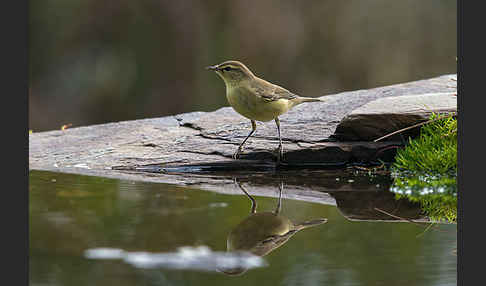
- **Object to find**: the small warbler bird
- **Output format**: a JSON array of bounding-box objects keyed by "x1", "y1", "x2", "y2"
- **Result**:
[
  {"x1": 206, "y1": 60, "x2": 324, "y2": 163},
  {"x1": 218, "y1": 181, "x2": 327, "y2": 276}
]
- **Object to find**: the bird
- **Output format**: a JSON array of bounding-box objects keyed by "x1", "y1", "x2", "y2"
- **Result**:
[
  {"x1": 218, "y1": 180, "x2": 327, "y2": 276},
  {"x1": 206, "y1": 60, "x2": 324, "y2": 163}
]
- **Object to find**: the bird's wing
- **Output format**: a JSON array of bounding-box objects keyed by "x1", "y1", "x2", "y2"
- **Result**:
[
  {"x1": 250, "y1": 230, "x2": 299, "y2": 256},
  {"x1": 257, "y1": 230, "x2": 299, "y2": 248},
  {"x1": 249, "y1": 79, "x2": 299, "y2": 102},
  {"x1": 261, "y1": 230, "x2": 299, "y2": 245}
]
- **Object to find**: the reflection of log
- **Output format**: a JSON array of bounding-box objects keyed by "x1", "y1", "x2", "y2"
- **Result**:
[
  {"x1": 328, "y1": 190, "x2": 426, "y2": 222},
  {"x1": 29, "y1": 74, "x2": 456, "y2": 202}
]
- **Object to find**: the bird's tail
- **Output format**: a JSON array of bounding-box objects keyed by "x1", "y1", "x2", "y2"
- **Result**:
[
  {"x1": 294, "y1": 218, "x2": 328, "y2": 231},
  {"x1": 300, "y1": 96, "x2": 324, "y2": 103},
  {"x1": 291, "y1": 96, "x2": 324, "y2": 107}
]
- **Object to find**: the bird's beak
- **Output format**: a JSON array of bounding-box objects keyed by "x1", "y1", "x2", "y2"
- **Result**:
[{"x1": 206, "y1": 65, "x2": 219, "y2": 71}]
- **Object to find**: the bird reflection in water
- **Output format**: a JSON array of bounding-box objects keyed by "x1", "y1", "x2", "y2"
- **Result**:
[{"x1": 219, "y1": 180, "x2": 328, "y2": 276}]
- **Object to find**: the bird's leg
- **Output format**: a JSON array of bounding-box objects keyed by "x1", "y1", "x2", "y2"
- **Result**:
[
  {"x1": 275, "y1": 117, "x2": 284, "y2": 163},
  {"x1": 233, "y1": 120, "x2": 256, "y2": 159},
  {"x1": 274, "y1": 181, "x2": 284, "y2": 214},
  {"x1": 235, "y1": 179, "x2": 257, "y2": 214}
]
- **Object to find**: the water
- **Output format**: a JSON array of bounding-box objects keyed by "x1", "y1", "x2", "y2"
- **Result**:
[{"x1": 29, "y1": 170, "x2": 456, "y2": 286}]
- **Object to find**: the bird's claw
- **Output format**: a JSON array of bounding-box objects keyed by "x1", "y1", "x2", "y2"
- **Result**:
[
  {"x1": 275, "y1": 145, "x2": 284, "y2": 164},
  {"x1": 233, "y1": 148, "x2": 242, "y2": 160}
]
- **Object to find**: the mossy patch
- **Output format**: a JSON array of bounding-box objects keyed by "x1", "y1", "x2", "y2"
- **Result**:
[
  {"x1": 390, "y1": 113, "x2": 457, "y2": 223},
  {"x1": 392, "y1": 113, "x2": 457, "y2": 174},
  {"x1": 391, "y1": 174, "x2": 457, "y2": 223}
]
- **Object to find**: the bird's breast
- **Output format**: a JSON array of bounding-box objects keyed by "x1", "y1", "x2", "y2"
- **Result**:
[{"x1": 226, "y1": 87, "x2": 291, "y2": 122}]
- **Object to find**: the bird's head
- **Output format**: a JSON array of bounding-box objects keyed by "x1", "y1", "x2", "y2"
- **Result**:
[{"x1": 206, "y1": 60, "x2": 255, "y2": 86}]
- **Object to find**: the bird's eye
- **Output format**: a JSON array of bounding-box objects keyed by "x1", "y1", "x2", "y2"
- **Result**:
[{"x1": 223, "y1": 67, "x2": 231, "y2": 71}]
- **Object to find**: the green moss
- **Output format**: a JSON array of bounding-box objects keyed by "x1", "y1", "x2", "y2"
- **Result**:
[
  {"x1": 390, "y1": 113, "x2": 457, "y2": 223},
  {"x1": 391, "y1": 174, "x2": 457, "y2": 223},
  {"x1": 392, "y1": 113, "x2": 457, "y2": 173}
]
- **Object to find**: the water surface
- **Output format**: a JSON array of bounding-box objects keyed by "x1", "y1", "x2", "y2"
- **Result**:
[{"x1": 30, "y1": 170, "x2": 456, "y2": 286}]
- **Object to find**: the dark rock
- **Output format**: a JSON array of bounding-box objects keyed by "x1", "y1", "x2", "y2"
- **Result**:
[{"x1": 332, "y1": 92, "x2": 457, "y2": 141}]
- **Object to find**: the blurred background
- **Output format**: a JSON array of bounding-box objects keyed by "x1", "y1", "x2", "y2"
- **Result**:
[{"x1": 29, "y1": 0, "x2": 456, "y2": 132}]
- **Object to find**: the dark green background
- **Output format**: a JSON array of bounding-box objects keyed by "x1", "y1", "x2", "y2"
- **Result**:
[{"x1": 29, "y1": 0, "x2": 456, "y2": 131}]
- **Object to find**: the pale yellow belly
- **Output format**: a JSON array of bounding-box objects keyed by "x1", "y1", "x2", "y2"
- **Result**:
[{"x1": 226, "y1": 90, "x2": 291, "y2": 122}]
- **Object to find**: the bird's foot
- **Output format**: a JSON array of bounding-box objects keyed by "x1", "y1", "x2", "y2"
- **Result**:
[
  {"x1": 275, "y1": 145, "x2": 284, "y2": 164},
  {"x1": 232, "y1": 148, "x2": 243, "y2": 160}
]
